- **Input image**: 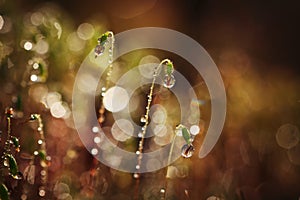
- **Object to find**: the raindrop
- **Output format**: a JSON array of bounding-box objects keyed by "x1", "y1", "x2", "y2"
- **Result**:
[
  {"x1": 94, "y1": 44, "x2": 105, "y2": 58},
  {"x1": 94, "y1": 136, "x2": 101, "y2": 144},
  {"x1": 3, "y1": 158, "x2": 8, "y2": 166},
  {"x1": 133, "y1": 173, "x2": 139, "y2": 179},
  {"x1": 39, "y1": 187, "x2": 46, "y2": 197},
  {"x1": 91, "y1": 148, "x2": 98, "y2": 155},
  {"x1": 181, "y1": 144, "x2": 194, "y2": 158},
  {"x1": 163, "y1": 74, "x2": 175, "y2": 88},
  {"x1": 160, "y1": 188, "x2": 166, "y2": 198},
  {"x1": 140, "y1": 115, "x2": 147, "y2": 123},
  {"x1": 175, "y1": 126, "x2": 183, "y2": 136},
  {"x1": 92, "y1": 126, "x2": 99, "y2": 133},
  {"x1": 11, "y1": 172, "x2": 23, "y2": 180}
]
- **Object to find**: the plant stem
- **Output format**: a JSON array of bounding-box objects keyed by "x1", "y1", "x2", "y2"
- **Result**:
[{"x1": 134, "y1": 59, "x2": 173, "y2": 200}]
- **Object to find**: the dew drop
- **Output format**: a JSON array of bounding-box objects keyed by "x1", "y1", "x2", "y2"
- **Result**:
[
  {"x1": 160, "y1": 188, "x2": 166, "y2": 197},
  {"x1": 175, "y1": 126, "x2": 183, "y2": 136},
  {"x1": 38, "y1": 188, "x2": 46, "y2": 197},
  {"x1": 94, "y1": 44, "x2": 105, "y2": 57},
  {"x1": 181, "y1": 144, "x2": 194, "y2": 158},
  {"x1": 91, "y1": 148, "x2": 98, "y2": 155},
  {"x1": 138, "y1": 132, "x2": 143, "y2": 138},
  {"x1": 163, "y1": 74, "x2": 175, "y2": 88},
  {"x1": 11, "y1": 172, "x2": 23, "y2": 180},
  {"x1": 140, "y1": 115, "x2": 147, "y2": 123},
  {"x1": 3, "y1": 158, "x2": 9, "y2": 166},
  {"x1": 133, "y1": 173, "x2": 139, "y2": 179}
]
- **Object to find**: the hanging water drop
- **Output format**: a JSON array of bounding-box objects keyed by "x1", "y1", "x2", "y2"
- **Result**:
[
  {"x1": 94, "y1": 44, "x2": 105, "y2": 58},
  {"x1": 175, "y1": 127, "x2": 183, "y2": 136},
  {"x1": 133, "y1": 173, "x2": 139, "y2": 179},
  {"x1": 181, "y1": 144, "x2": 194, "y2": 158},
  {"x1": 160, "y1": 188, "x2": 166, "y2": 198},
  {"x1": 11, "y1": 172, "x2": 23, "y2": 180},
  {"x1": 140, "y1": 115, "x2": 147, "y2": 123},
  {"x1": 163, "y1": 74, "x2": 175, "y2": 88},
  {"x1": 138, "y1": 132, "x2": 143, "y2": 138},
  {"x1": 3, "y1": 158, "x2": 9, "y2": 167}
]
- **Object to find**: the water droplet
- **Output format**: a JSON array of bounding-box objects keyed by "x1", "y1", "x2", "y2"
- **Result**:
[
  {"x1": 138, "y1": 132, "x2": 143, "y2": 138},
  {"x1": 94, "y1": 44, "x2": 105, "y2": 57},
  {"x1": 3, "y1": 158, "x2": 9, "y2": 166},
  {"x1": 91, "y1": 148, "x2": 98, "y2": 155},
  {"x1": 160, "y1": 188, "x2": 166, "y2": 198},
  {"x1": 5, "y1": 107, "x2": 14, "y2": 118},
  {"x1": 135, "y1": 165, "x2": 140, "y2": 169},
  {"x1": 140, "y1": 116, "x2": 147, "y2": 123},
  {"x1": 163, "y1": 74, "x2": 175, "y2": 88},
  {"x1": 41, "y1": 170, "x2": 47, "y2": 176},
  {"x1": 98, "y1": 116, "x2": 105, "y2": 123},
  {"x1": 92, "y1": 126, "x2": 99, "y2": 133},
  {"x1": 38, "y1": 187, "x2": 46, "y2": 196},
  {"x1": 99, "y1": 107, "x2": 105, "y2": 114},
  {"x1": 181, "y1": 144, "x2": 194, "y2": 158},
  {"x1": 11, "y1": 172, "x2": 23, "y2": 180},
  {"x1": 94, "y1": 136, "x2": 101, "y2": 144},
  {"x1": 175, "y1": 126, "x2": 183, "y2": 136},
  {"x1": 133, "y1": 173, "x2": 139, "y2": 179}
]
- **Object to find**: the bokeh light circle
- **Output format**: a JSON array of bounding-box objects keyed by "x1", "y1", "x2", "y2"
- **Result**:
[
  {"x1": 103, "y1": 86, "x2": 129, "y2": 112},
  {"x1": 276, "y1": 124, "x2": 300, "y2": 149}
]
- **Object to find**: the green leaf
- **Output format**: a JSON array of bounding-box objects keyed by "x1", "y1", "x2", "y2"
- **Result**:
[
  {"x1": 0, "y1": 183, "x2": 9, "y2": 200},
  {"x1": 30, "y1": 114, "x2": 39, "y2": 121},
  {"x1": 11, "y1": 137, "x2": 20, "y2": 148},
  {"x1": 182, "y1": 127, "x2": 191, "y2": 145},
  {"x1": 38, "y1": 150, "x2": 46, "y2": 161},
  {"x1": 7, "y1": 154, "x2": 18, "y2": 176},
  {"x1": 38, "y1": 63, "x2": 44, "y2": 76},
  {"x1": 100, "y1": 33, "x2": 108, "y2": 44},
  {"x1": 166, "y1": 62, "x2": 173, "y2": 75}
]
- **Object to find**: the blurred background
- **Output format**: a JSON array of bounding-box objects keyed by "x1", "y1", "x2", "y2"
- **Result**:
[{"x1": 0, "y1": 0, "x2": 300, "y2": 199}]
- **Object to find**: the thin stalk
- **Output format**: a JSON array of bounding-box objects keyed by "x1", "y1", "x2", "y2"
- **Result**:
[{"x1": 134, "y1": 59, "x2": 173, "y2": 200}]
